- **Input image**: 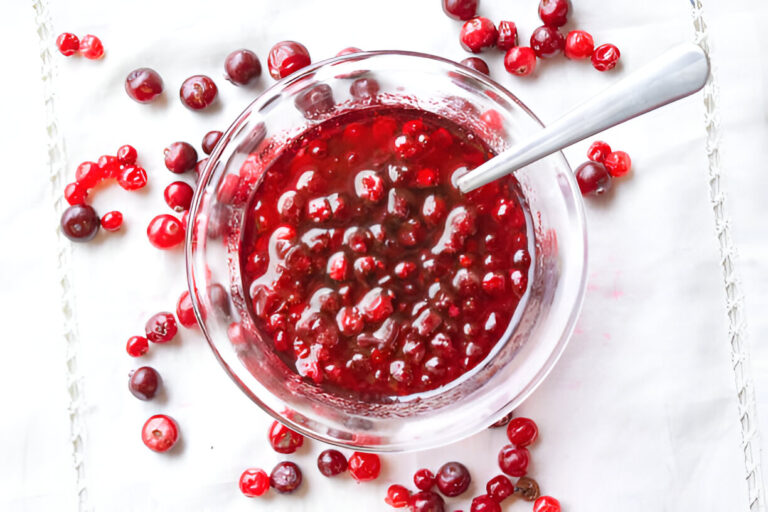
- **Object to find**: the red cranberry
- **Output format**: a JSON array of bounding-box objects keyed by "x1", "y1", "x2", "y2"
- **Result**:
[
  {"x1": 565, "y1": 30, "x2": 594, "y2": 60},
  {"x1": 164, "y1": 181, "x2": 194, "y2": 212},
  {"x1": 486, "y1": 475, "x2": 514, "y2": 502},
  {"x1": 506, "y1": 417, "x2": 538, "y2": 446},
  {"x1": 586, "y1": 140, "x2": 611, "y2": 163},
  {"x1": 442, "y1": 0, "x2": 477, "y2": 20},
  {"x1": 592, "y1": 43, "x2": 621, "y2": 71},
  {"x1": 350, "y1": 78, "x2": 380, "y2": 100},
  {"x1": 225, "y1": 49, "x2": 262, "y2": 85},
  {"x1": 534, "y1": 496, "x2": 561, "y2": 512},
  {"x1": 56, "y1": 33, "x2": 79, "y2": 56},
  {"x1": 64, "y1": 182, "x2": 88, "y2": 206},
  {"x1": 126, "y1": 336, "x2": 149, "y2": 357},
  {"x1": 79, "y1": 35, "x2": 104, "y2": 59},
  {"x1": 117, "y1": 144, "x2": 138, "y2": 165},
  {"x1": 604, "y1": 150, "x2": 632, "y2": 177},
  {"x1": 118, "y1": 166, "x2": 148, "y2": 191},
  {"x1": 125, "y1": 68, "x2": 164, "y2": 103},
  {"x1": 239, "y1": 468, "x2": 269, "y2": 497},
  {"x1": 436, "y1": 461, "x2": 471, "y2": 497},
  {"x1": 496, "y1": 21, "x2": 518, "y2": 51},
  {"x1": 164, "y1": 142, "x2": 198, "y2": 174},
  {"x1": 409, "y1": 491, "x2": 445, "y2": 512},
  {"x1": 202, "y1": 130, "x2": 223, "y2": 155},
  {"x1": 504, "y1": 47, "x2": 536, "y2": 76},
  {"x1": 460, "y1": 57, "x2": 489, "y2": 75},
  {"x1": 414, "y1": 468, "x2": 436, "y2": 491},
  {"x1": 530, "y1": 26, "x2": 565, "y2": 58},
  {"x1": 575, "y1": 161, "x2": 612, "y2": 196},
  {"x1": 267, "y1": 41, "x2": 311, "y2": 80},
  {"x1": 268, "y1": 420, "x2": 304, "y2": 454},
  {"x1": 145, "y1": 312, "x2": 178, "y2": 343},
  {"x1": 176, "y1": 290, "x2": 197, "y2": 328},
  {"x1": 141, "y1": 414, "x2": 179, "y2": 452},
  {"x1": 348, "y1": 452, "x2": 381, "y2": 482},
  {"x1": 147, "y1": 214, "x2": 184, "y2": 249},
  {"x1": 73, "y1": 163, "x2": 101, "y2": 189},
  {"x1": 100, "y1": 211, "x2": 123, "y2": 231},
  {"x1": 61, "y1": 204, "x2": 99, "y2": 242},
  {"x1": 180, "y1": 75, "x2": 218, "y2": 110},
  {"x1": 385, "y1": 484, "x2": 410, "y2": 508},
  {"x1": 470, "y1": 495, "x2": 501, "y2": 512},
  {"x1": 270, "y1": 461, "x2": 303, "y2": 493},
  {"x1": 317, "y1": 449, "x2": 348, "y2": 476},
  {"x1": 336, "y1": 47, "x2": 362, "y2": 56},
  {"x1": 498, "y1": 445, "x2": 530, "y2": 477},
  {"x1": 538, "y1": 0, "x2": 569, "y2": 27},
  {"x1": 460, "y1": 17, "x2": 498, "y2": 53},
  {"x1": 128, "y1": 366, "x2": 162, "y2": 400}
]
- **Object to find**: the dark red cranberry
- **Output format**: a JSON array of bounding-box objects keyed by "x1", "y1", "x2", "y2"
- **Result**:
[
  {"x1": 592, "y1": 43, "x2": 621, "y2": 71},
  {"x1": 498, "y1": 445, "x2": 530, "y2": 477},
  {"x1": 470, "y1": 495, "x2": 501, "y2": 512},
  {"x1": 460, "y1": 17, "x2": 498, "y2": 53},
  {"x1": 486, "y1": 475, "x2": 514, "y2": 502},
  {"x1": 348, "y1": 452, "x2": 381, "y2": 482},
  {"x1": 317, "y1": 449, "x2": 347, "y2": 476},
  {"x1": 164, "y1": 142, "x2": 198, "y2": 174},
  {"x1": 117, "y1": 166, "x2": 148, "y2": 191},
  {"x1": 414, "y1": 468, "x2": 436, "y2": 491},
  {"x1": 496, "y1": 21, "x2": 518, "y2": 51},
  {"x1": 586, "y1": 140, "x2": 611, "y2": 163},
  {"x1": 442, "y1": 0, "x2": 477, "y2": 20},
  {"x1": 141, "y1": 414, "x2": 179, "y2": 452},
  {"x1": 538, "y1": 0, "x2": 569, "y2": 27},
  {"x1": 117, "y1": 144, "x2": 138, "y2": 165},
  {"x1": 267, "y1": 41, "x2": 311, "y2": 79},
  {"x1": 79, "y1": 35, "x2": 104, "y2": 59},
  {"x1": 504, "y1": 47, "x2": 536, "y2": 76},
  {"x1": 128, "y1": 366, "x2": 162, "y2": 400},
  {"x1": 180, "y1": 75, "x2": 218, "y2": 110},
  {"x1": 575, "y1": 161, "x2": 612, "y2": 196},
  {"x1": 604, "y1": 150, "x2": 632, "y2": 177},
  {"x1": 409, "y1": 491, "x2": 445, "y2": 512},
  {"x1": 100, "y1": 211, "x2": 123, "y2": 231},
  {"x1": 268, "y1": 420, "x2": 304, "y2": 453},
  {"x1": 176, "y1": 290, "x2": 197, "y2": 328},
  {"x1": 64, "y1": 182, "x2": 88, "y2": 206},
  {"x1": 350, "y1": 78, "x2": 380, "y2": 100},
  {"x1": 336, "y1": 47, "x2": 362, "y2": 56},
  {"x1": 126, "y1": 336, "x2": 149, "y2": 357},
  {"x1": 125, "y1": 68, "x2": 164, "y2": 103},
  {"x1": 56, "y1": 33, "x2": 79, "y2": 56},
  {"x1": 506, "y1": 417, "x2": 538, "y2": 446},
  {"x1": 385, "y1": 484, "x2": 410, "y2": 508},
  {"x1": 145, "y1": 312, "x2": 178, "y2": 343},
  {"x1": 565, "y1": 30, "x2": 594, "y2": 59},
  {"x1": 436, "y1": 461, "x2": 471, "y2": 497},
  {"x1": 534, "y1": 496, "x2": 561, "y2": 512},
  {"x1": 202, "y1": 130, "x2": 223, "y2": 155},
  {"x1": 239, "y1": 468, "x2": 269, "y2": 497},
  {"x1": 530, "y1": 26, "x2": 565, "y2": 58},
  {"x1": 225, "y1": 49, "x2": 262, "y2": 85},
  {"x1": 270, "y1": 461, "x2": 302, "y2": 493},
  {"x1": 460, "y1": 57, "x2": 489, "y2": 75},
  {"x1": 147, "y1": 214, "x2": 185, "y2": 249},
  {"x1": 61, "y1": 204, "x2": 99, "y2": 242},
  {"x1": 295, "y1": 84, "x2": 335, "y2": 118},
  {"x1": 164, "y1": 181, "x2": 194, "y2": 212}
]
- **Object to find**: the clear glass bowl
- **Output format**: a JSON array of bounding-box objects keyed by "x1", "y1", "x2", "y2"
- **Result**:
[{"x1": 186, "y1": 51, "x2": 587, "y2": 452}]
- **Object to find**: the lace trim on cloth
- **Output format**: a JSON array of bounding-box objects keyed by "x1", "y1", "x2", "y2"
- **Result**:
[
  {"x1": 691, "y1": 1, "x2": 766, "y2": 510},
  {"x1": 31, "y1": 0, "x2": 90, "y2": 510}
]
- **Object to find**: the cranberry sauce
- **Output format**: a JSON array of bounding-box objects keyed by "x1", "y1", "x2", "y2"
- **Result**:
[{"x1": 239, "y1": 107, "x2": 531, "y2": 397}]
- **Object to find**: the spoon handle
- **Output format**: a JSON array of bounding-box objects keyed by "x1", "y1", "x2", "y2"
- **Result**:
[{"x1": 456, "y1": 43, "x2": 710, "y2": 193}]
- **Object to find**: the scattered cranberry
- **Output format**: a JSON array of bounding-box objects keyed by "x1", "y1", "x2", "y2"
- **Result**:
[
  {"x1": 336, "y1": 47, "x2": 362, "y2": 56},
  {"x1": 126, "y1": 335, "x2": 149, "y2": 357},
  {"x1": 202, "y1": 130, "x2": 223, "y2": 155},
  {"x1": 56, "y1": 33, "x2": 79, "y2": 56},
  {"x1": 61, "y1": 204, "x2": 99, "y2": 242},
  {"x1": 496, "y1": 21, "x2": 518, "y2": 51},
  {"x1": 587, "y1": 140, "x2": 612, "y2": 163},
  {"x1": 504, "y1": 47, "x2": 536, "y2": 76},
  {"x1": 470, "y1": 495, "x2": 501, "y2": 512},
  {"x1": 414, "y1": 468, "x2": 436, "y2": 491},
  {"x1": 164, "y1": 181, "x2": 194, "y2": 212},
  {"x1": 442, "y1": 0, "x2": 477, "y2": 20},
  {"x1": 409, "y1": 491, "x2": 445, "y2": 512},
  {"x1": 530, "y1": 26, "x2": 565, "y2": 59},
  {"x1": 117, "y1": 165, "x2": 148, "y2": 191},
  {"x1": 78, "y1": 34, "x2": 104, "y2": 59},
  {"x1": 100, "y1": 211, "x2": 123, "y2": 231},
  {"x1": 125, "y1": 68, "x2": 164, "y2": 103},
  {"x1": 239, "y1": 468, "x2": 269, "y2": 497},
  {"x1": 268, "y1": 420, "x2": 304, "y2": 454},
  {"x1": 128, "y1": 366, "x2": 162, "y2": 400},
  {"x1": 460, "y1": 17, "x2": 498, "y2": 53},
  {"x1": 225, "y1": 49, "x2": 262, "y2": 85},
  {"x1": 498, "y1": 445, "x2": 530, "y2": 477},
  {"x1": 348, "y1": 452, "x2": 381, "y2": 482},
  {"x1": 270, "y1": 461, "x2": 303, "y2": 493},
  {"x1": 506, "y1": 417, "x2": 538, "y2": 446},
  {"x1": 592, "y1": 43, "x2": 621, "y2": 71},
  {"x1": 385, "y1": 484, "x2": 410, "y2": 508},
  {"x1": 267, "y1": 41, "x2": 311, "y2": 80},
  {"x1": 75, "y1": 161, "x2": 103, "y2": 188},
  {"x1": 575, "y1": 161, "x2": 612, "y2": 196},
  {"x1": 116, "y1": 144, "x2": 138, "y2": 165},
  {"x1": 565, "y1": 30, "x2": 595, "y2": 60},
  {"x1": 604, "y1": 150, "x2": 632, "y2": 177},
  {"x1": 436, "y1": 461, "x2": 471, "y2": 497},
  {"x1": 64, "y1": 182, "x2": 88, "y2": 206},
  {"x1": 460, "y1": 57, "x2": 489, "y2": 75},
  {"x1": 141, "y1": 414, "x2": 179, "y2": 452},
  {"x1": 486, "y1": 475, "x2": 514, "y2": 502},
  {"x1": 317, "y1": 449, "x2": 348, "y2": 476},
  {"x1": 180, "y1": 75, "x2": 218, "y2": 110},
  {"x1": 176, "y1": 290, "x2": 197, "y2": 328},
  {"x1": 164, "y1": 142, "x2": 198, "y2": 174},
  {"x1": 534, "y1": 496, "x2": 561, "y2": 512},
  {"x1": 538, "y1": 0, "x2": 569, "y2": 27},
  {"x1": 145, "y1": 312, "x2": 178, "y2": 343},
  {"x1": 147, "y1": 214, "x2": 185, "y2": 249}
]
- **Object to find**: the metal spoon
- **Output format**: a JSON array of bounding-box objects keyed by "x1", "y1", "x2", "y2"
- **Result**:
[{"x1": 456, "y1": 43, "x2": 710, "y2": 193}]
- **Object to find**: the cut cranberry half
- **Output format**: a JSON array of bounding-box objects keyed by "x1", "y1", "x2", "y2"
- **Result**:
[
  {"x1": 61, "y1": 204, "x2": 99, "y2": 242},
  {"x1": 126, "y1": 336, "x2": 149, "y2": 357},
  {"x1": 141, "y1": 414, "x2": 179, "y2": 452},
  {"x1": 176, "y1": 290, "x2": 197, "y2": 328},
  {"x1": 267, "y1": 41, "x2": 311, "y2": 80},
  {"x1": 145, "y1": 312, "x2": 178, "y2": 343},
  {"x1": 565, "y1": 30, "x2": 595, "y2": 60},
  {"x1": 128, "y1": 366, "x2": 162, "y2": 400},
  {"x1": 575, "y1": 161, "x2": 612, "y2": 196},
  {"x1": 270, "y1": 461, "x2": 302, "y2": 493},
  {"x1": 496, "y1": 21, "x2": 518, "y2": 51},
  {"x1": 202, "y1": 130, "x2": 223, "y2": 155},
  {"x1": 497, "y1": 445, "x2": 530, "y2": 477},
  {"x1": 504, "y1": 47, "x2": 536, "y2": 76},
  {"x1": 147, "y1": 214, "x2": 184, "y2": 249},
  {"x1": 409, "y1": 491, "x2": 445, "y2": 512},
  {"x1": 460, "y1": 17, "x2": 498, "y2": 53},
  {"x1": 164, "y1": 141, "x2": 198, "y2": 174},
  {"x1": 164, "y1": 181, "x2": 194, "y2": 212},
  {"x1": 534, "y1": 496, "x2": 561, "y2": 512},
  {"x1": 268, "y1": 420, "x2": 304, "y2": 453},
  {"x1": 385, "y1": 484, "x2": 410, "y2": 508},
  {"x1": 592, "y1": 43, "x2": 621, "y2": 71},
  {"x1": 125, "y1": 68, "x2": 164, "y2": 103},
  {"x1": 604, "y1": 150, "x2": 632, "y2": 177},
  {"x1": 470, "y1": 495, "x2": 501, "y2": 512},
  {"x1": 180, "y1": 75, "x2": 218, "y2": 110},
  {"x1": 486, "y1": 474, "x2": 514, "y2": 502},
  {"x1": 436, "y1": 461, "x2": 471, "y2": 497},
  {"x1": 348, "y1": 452, "x2": 381, "y2": 481},
  {"x1": 317, "y1": 449, "x2": 348, "y2": 476},
  {"x1": 225, "y1": 49, "x2": 262, "y2": 85},
  {"x1": 530, "y1": 26, "x2": 565, "y2": 59},
  {"x1": 239, "y1": 468, "x2": 269, "y2": 497},
  {"x1": 538, "y1": 0, "x2": 569, "y2": 27},
  {"x1": 101, "y1": 211, "x2": 123, "y2": 231},
  {"x1": 79, "y1": 35, "x2": 104, "y2": 59},
  {"x1": 442, "y1": 0, "x2": 477, "y2": 20},
  {"x1": 460, "y1": 57, "x2": 489, "y2": 75},
  {"x1": 56, "y1": 33, "x2": 79, "y2": 56},
  {"x1": 587, "y1": 140, "x2": 612, "y2": 163},
  {"x1": 414, "y1": 468, "x2": 436, "y2": 491}
]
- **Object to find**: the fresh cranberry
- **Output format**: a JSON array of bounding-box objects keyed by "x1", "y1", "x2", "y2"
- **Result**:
[
  {"x1": 460, "y1": 57, "x2": 489, "y2": 75},
  {"x1": 436, "y1": 461, "x2": 471, "y2": 497},
  {"x1": 496, "y1": 21, "x2": 518, "y2": 51},
  {"x1": 270, "y1": 461, "x2": 302, "y2": 493},
  {"x1": 239, "y1": 468, "x2": 269, "y2": 497},
  {"x1": 470, "y1": 495, "x2": 500, "y2": 512},
  {"x1": 78, "y1": 35, "x2": 104, "y2": 59},
  {"x1": 267, "y1": 41, "x2": 311, "y2": 79},
  {"x1": 100, "y1": 211, "x2": 123, "y2": 231},
  {"x1": 116, "y1": 144, "x2": 138, "y2": 165},
  {"x1": 604, "y1": 150, "x2": 632, "y2": 177},
  {"x1": 586, "y1": 140, "x2": 612, "y2": 163},
  {"x1": 147, "y1": 214, "x2": 184, "y2": 249},
  {"x1": 506, "y1": 417, "x2": 538, "y2": 446},
  {"x1": 164, "y1": 181, "x2": 194, "y2": 212},
  {"x1": 61, "y1": 204, "x2": 99, "y2": 242},
  {"x1": 126, "y1": 336, "x2": 149, "y2": 357},
  {"x1": 202, "y1": 130, "x2": 223, "y2": 155},
  {"x1": 164, "y1": 142, "x2": 198, "y2": 174},
  {"x1": 224, "y1": 49, "x2": 262, "y2": 85},
  {"x1": 486, "y1": 475, "x2": 514, "y2": 502},
  {"x1": 530, "y1": 26, "x2": 565, "y2": 58},
  {"x1": 176, "y1": 290, "x2": 197, "y2": 328},
  {"x1": 64, "y1": 182, "x2": 88, "y2": 206},
  {"x1": 460, "y1": 17, "x2": 498, "y2": 53},
  {"x1": 317, "y1": 449, "x2": 348, "y2": 476},
  {"x1": 118, "y1": 166, "x2": 148, "y2": 191},
  {"x1": 534, "y1": 496, "x2": 561, "y2": 512},
  {"x1": 498, "y1": 445, "x2": 530, "y2": 476},
  {"x1": 414, "y1": 468, "x2": 436, "y2": 491},
  {"x1": 56, "y1": 33, "x2": 79, "y2": 56},
  {"x1": 180, "y1": 75, "x2": 217, "y2": 110},
  {"x1": 268, "y1": 420, "x2": 304, "y2": 453},
  {"x1": 145, "y1": 312, "x2": 178, "y2": 343},
  {"x1": 565, "y1": 30, "x2": 595, "y2": 60},
  {"x1": 592, "y1": 43, "x2": 621, "y2": 71},
  {"x1": 442, "y1": 0, "x2": 477, "y2": 20},
  {"x1": 504, "y1": 47, "x2": 536, "y2": 76},
  {"x1": 348, "y1": 452, "x2": 381, "y2": 482},
  {"x1": 385, "y1": 484, "x2": 411, "y2": 508},
  {"x1": 575, "y1": 161, "x2": 612, "y2": 196},
  {"x1": 128, "y1": 366, "x2": 162, "y2": 400},
  {"x1": 141, "y1": 414, "x2": 179, "y2": 452},
  {"x1": 125, "y1": 68, "x2": 164, "y2": 103},
  {"x1": 538, "y1": 0, "x2": 569, "y2": 27},
  {"x1": 409, "y1": 491, "x2": 445, "y2": 512},
  {"x1": 336, "y1": 47, "x2": 362, "y2": 56}
]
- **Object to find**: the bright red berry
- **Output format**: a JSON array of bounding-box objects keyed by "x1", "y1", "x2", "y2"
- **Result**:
[
  {"x1": 117, "y1": 166, "x2": 148, "y2": 191},
  {"x1": 587, "y1": 141, "x2": 612, "y2": 163},
  {"x1": 126, "y1": 336, "x2": 149, "y2": 357},
  {"x1": 64, "y1": 182, "x2": 88, "y2": 206},
  {"x1": 442, "y1": 0, "x2": 477, "y2": 20},
  {"x1": 145, "y1": 312, "x2": 178, "y2": 343},
  {"x1": 530, "y1": 26, "x2": 565, "y2": 59},
  {"x1": 239, "y1": 468, "x2": 269, "y2": 497},
  {"x1": 267, "y1": 41, "x2": 311, "y2": 79},
  {"x1": 592, "y1": 43, "x2": 621, "y2": 71},
  {"x1": 116, "y1": 145, "x2": 138, "y2": 165},
  {"x1": 534, "y1": 496, "x2": 561, "y2": 512},
  {"x1": 100, "y1": 211, "x2": 123, "y2": 231},
  {"x1": 75, "y1": 161, "x2": 102, "y2": 188},
  {"x1": 78, "y1": 35, "x2": 104, "y2": 59},
  {"x1": 147, "y1": 214, "x2": 184, "y2": 248},
  {"x1": 268, "y1": 420, "x2": 304, "y2": 454},
  {"x1": 604, "y1": 150, "x2": 632, "y2": 177},
  {"x1": 486, "y1": 475, "x2": 514, "y2": 502},
  {"x1": 470, "y1": 495, "x2": 501, "y2": 512},
  {"x1": 460, "y1": 17, "x2": 498, "y2": 53},
  {"x1": 460, "y1": 57, "x2": 490, "y2": 75},
  {"x1": 575, "y1": 161, "x2": 612, "y2": 196},
  {"x1": 498, "y1": 445, "x2": 530, "y2": 477},
  {"x1": 496, "y1": 21, "x2": 518, "y2": 51},
  {"x1": 225, "y1": 49, "x2": 262, "y2": 85},
  {"x1": 506, "y1": 417, "x2": 538, "y2": 446},
  {"x1": 348, "y1": 452, "x2": 381, "y2": 482},
  {"x1": 538, "y1": 0, "x2": 569, "y2": 27},
  {"x1": 565, "y1": 30, "x2": 595, "y2": 60},
  {"x1": 180, "y1": 75, "x2": 218, "y2": 110},
  {"x1": 414, "y1": 468, "x2": 436, "y2": 491},
  {"x1": 164, "y1": 142, "x2": 198, "y2": 174},
  {"x1": 176, "y1": 290, "x2": 197, "y2": 328},
  {"x1": 56, "y1": 33, "x2": 79, "y2": 56},
  {"x1": 125, "y1": 68, "x2": 164, "y2": 103},
  {"x1": 141, "y1": 414, "x2": 179, "y2": 452},
  {"x1": 504, "y1": 47, "x2": 536, "y2": 76},
  {"x1": 164, "y1": 181, "x2": 194, "y2": 212},
  {"x1": 385, "y1": 484, "x2": 410, "y2": 508}
]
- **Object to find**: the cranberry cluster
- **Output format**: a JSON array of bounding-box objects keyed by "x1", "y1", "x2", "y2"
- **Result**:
[
  {"x1": 575, "y1": 140, "x2": 633, "y2": 196},
  {"x1": 55, "y1": 32, "x2": 104, "y2": 59}
]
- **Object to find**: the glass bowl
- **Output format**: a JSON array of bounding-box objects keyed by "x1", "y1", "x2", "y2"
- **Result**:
[{"x1": 186, "y1": 51, "x2": 587, "y2": 452}]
